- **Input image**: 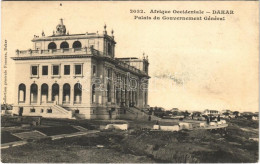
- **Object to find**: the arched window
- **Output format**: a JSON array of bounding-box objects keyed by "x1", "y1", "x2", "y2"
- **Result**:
[
  {"x1": 60, "y1": 41, "x2": 69, "y2": 49},
  {"x1": 52, "y1": 83, "x2": 59, "y2": 102},
  {"x1": 18, "y1": 84, "x2": 26, "y2": 102},
  {"x1": 48, "y1": 42, "x2": 57, "y2": 50},
  {"x1": 63, "y1": 83, "x2": 70, "y2": 103},
  {"x1": 41, "y1": 83, "x2": 48, "y2": 103},
  {"x1": 74, "y1": 83, "x2": 82, "y2": 104},
  {"x1": 73, "y1": 41, "x2": 82, "y2": 49},
  {"x1": 30, "y1": 84, "x2": 38, "y2": 103}
]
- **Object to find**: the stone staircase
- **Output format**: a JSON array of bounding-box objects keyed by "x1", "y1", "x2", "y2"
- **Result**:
[
  {"x1": 131, "y1": 106, "x2": 161, "y2": 121},
  {"x1": 118, "y1": 106, "x2": 161, "y2": 121},
  {"x1": 52, "y1": 105, "x2": 73, "y2": 119}
]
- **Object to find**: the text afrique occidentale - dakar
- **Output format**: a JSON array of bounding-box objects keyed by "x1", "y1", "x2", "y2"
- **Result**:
[{"x1": 150, "y1": 9, "x2": 234, "y2": 15}]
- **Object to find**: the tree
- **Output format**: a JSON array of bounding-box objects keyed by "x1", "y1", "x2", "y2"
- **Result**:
[
  {"x1": 193, "y1": 111, "x2": 202, "y2": 117},
  {"x1": 1, "y1": 104, "x2": 13, "y2": 110},
  {"x1": 181, "y1": 110, "x2": 190, "y2": 118},
  {"x1": 165, "y1": 110, "x2": 172, "y2": 116},
  {"x1": 222, "y1": 112, "x2": 230, "y2": 116},
  {"x1": 233, "y1": 111, "x2": 239, "y2": 117},
  {"x1": 172, "y1": 111, "x2": 178, "y2": 116}
]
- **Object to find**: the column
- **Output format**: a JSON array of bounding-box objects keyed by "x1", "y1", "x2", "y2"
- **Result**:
[
  {"x1": 103, "y1": 67, "x2": 108, "y2": 104},
  {"x1": 119, "y1": 75, "x2": 123, "y2": 105},
  {"x1": 70, "y1": 87, "x2": 74, "y2": 105},
  {"x1": 37, "y1": 87, "x2": 41, "y2": 105},
  {"x1": 82, "y1": 81, "x2": 89, "y2": 105},
  {"x1": 59, "y1": 85, "x2": 63, "y2": 105},
  {"x1": 25, "y1": 85, "x2": 31, "y2": 104},
  {"x1": 121, "y1": 89, "x2": 125, "y2": 106},
  {"x1": 111, "y1": 70, "x2": 115, "y2": 103},
  {"x1": 136, "y1": 82, "x2": 139, "y2": 106},
  {"x1": 102, "y1": 88, "x2": 107, "y2": 104},
  {"x1": 129, "y1": 90, "x2": 132, "y2": 106},
  {"x1": 48, "y1": 86, "x2": 52, "y2": 103}
]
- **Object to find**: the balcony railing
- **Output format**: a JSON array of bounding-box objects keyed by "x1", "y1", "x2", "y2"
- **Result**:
[
  {"x1": 117, "y1": 60, "x2": 147, "y2": 75},
  {"x1": 16, "y1": 47, "x2": 90, "y2": 56},
  {"x1": 15, "y1": 47, "x2": 148, "y2": 76}
]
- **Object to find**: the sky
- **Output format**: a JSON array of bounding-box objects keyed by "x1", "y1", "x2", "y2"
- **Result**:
[{"x1": 1, "y1": 1, "x2": 259, "y2": 112}]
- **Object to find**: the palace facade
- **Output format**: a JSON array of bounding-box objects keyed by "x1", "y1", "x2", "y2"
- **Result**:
[{"x1": 12, "y1": 19, "x2": 150, "y2": 119}]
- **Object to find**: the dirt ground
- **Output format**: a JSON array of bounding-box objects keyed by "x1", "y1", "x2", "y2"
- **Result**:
[{"x1": 1, "y1": 118, "x2": 259, "y2": 163}]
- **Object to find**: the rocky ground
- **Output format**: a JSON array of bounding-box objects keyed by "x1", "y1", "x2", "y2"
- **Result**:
[{"x1": 1, "y1": 117, "x2": 259, "y2": 163}]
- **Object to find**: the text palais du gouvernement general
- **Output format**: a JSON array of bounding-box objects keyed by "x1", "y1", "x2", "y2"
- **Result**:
[{"x1": 133, "y1": 9, "x2": 234, "y2": 20}]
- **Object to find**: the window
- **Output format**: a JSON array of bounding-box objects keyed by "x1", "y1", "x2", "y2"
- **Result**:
[
  {"x1": 107, "y1": 69, "x2": 112, "y2": 78},
  {"x1": 18, "y1": 84, "x2": 26, "y2": 102},
  {"x1": 48, "y1": 42, "x2": 57, "y2": 49},
  {"x1": 30, "y1": 108, "x2": 35, "y2": 113},
  {"x1": 73, "y1": 41, "x2": 82, "y2": 48},
  {"x1": 60, "y1": 41, "x2": 69, "y2": 49},
  {"x1": 47, "y1": 109, "x2": 52, "y2": 113},
  {"x1": 93, "y1": 65, "x2": 96, "y2": 76},
  {"x1": 144, "y1": 64, "x2": 148, "y2": 73},
  {"x1": 42, "y1": 66, "x2": 48, "y2": 75},
  {"x1": 108, "y1": 43, "x2": 112, "y2": 55},
  {"x1": 107, "y1": 83, "x2": 111, "y2": 102},
  {"x1": 64, "y1": 65, "x2": 70, "y2": 75},
  {"x1": 31, "y1": 66, "x2": 38, "y2": 76},
  {"x1": 75, "y1": 65, "x2": 82, "y2": 75},
  {"x1": 52, "y1": 65, "x2": 59, "y2": 75},
  {"x1": 41, "y1": 109, "x2": 44, "y2": 113},
  {"x1": 92, "y1": 84, "x2": 96, "y2": 103},
  {"x1": 75, "y1": 110, "x2": 79, "y2": 114}
]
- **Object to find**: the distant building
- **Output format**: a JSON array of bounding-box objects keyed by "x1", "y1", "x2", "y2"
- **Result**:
[
  {"x1": 221, "y1": 109, "x2": 232, "y2": 114},
  {"x1": 192, "y1": 111, "x2": 202, "y2": 117},
  {"x1": 170, "y1": 108, "x2": 179, "y2": 112},
  {"x1": 252, "y1": 116, "x2": 259, "y2": 120},
  {"x1": 203, "y1": 109, "x2": 219, "y2": 116},
  {"x1": 241, "y1": 112, "x2": 254, "y2": 116}
]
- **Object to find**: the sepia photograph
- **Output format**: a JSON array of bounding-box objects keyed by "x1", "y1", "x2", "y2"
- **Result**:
[{"x1": 1, "y1": 1, "x2": 259, "y2": 163}]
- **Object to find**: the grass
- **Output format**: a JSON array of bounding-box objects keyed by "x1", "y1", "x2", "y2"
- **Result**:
[
  {"x1": 1, "y1": 116, "x2": 22, "y2": 127},
  {"x1": 1, "y1": 131, "x2": 21, "y2": 144},
  {"x1": 34, "y1": 126, "x2": 80, "y2": 136},
  {"x1": 228, "y1": 118, "x2": 259, "y2": 129},
  {"x1": 1, "y1": 133, "x2": 154, "y2": 163},
  {"x1": 123, "y1": 128, "x2": 258, "y2": 163}
]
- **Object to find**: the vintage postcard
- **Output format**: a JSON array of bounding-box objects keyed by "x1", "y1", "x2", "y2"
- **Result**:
[{"x1": 1, "y1": 1, "x2": 259, "y2": 163}]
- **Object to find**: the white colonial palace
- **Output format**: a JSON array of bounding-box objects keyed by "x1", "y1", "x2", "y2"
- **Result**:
[{"x1": 12, "y1": 19, "x2": 149, "y2": 119}]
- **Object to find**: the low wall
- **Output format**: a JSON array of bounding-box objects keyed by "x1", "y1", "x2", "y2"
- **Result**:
[
  {"x1": 153, "y1": 125, "x2": 180, "y2": 131},
  {"x1": 179, "y1": 122, "x2": 193, "y2": 129},
  {"x1": 105, "y1": 124, "x2": 129, "y2": 130}
]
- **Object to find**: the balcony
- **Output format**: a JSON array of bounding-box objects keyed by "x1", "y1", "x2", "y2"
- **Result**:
[
  {"x1": 14, "y1": 48, "x2": 148, "y2": 77},
  {"x1": 15, "y1": 47, "x2": 95, "y2": 57},
  {"x1": 117, "y1": 60, "x2": 148, "y2": 76}
]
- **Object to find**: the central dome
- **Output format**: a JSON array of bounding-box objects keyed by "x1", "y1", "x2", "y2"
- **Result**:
[{"x1": 56, "y1": 18, "x2": 66, "y2": 35}]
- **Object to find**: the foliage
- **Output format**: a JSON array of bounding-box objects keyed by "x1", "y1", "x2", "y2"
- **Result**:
[
  {"x1": 1, "y1": 104, "x2": 13, "y2": 110},
  {"x1": 1, "y1": 131, "x2": 21, "y2": 144}
]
